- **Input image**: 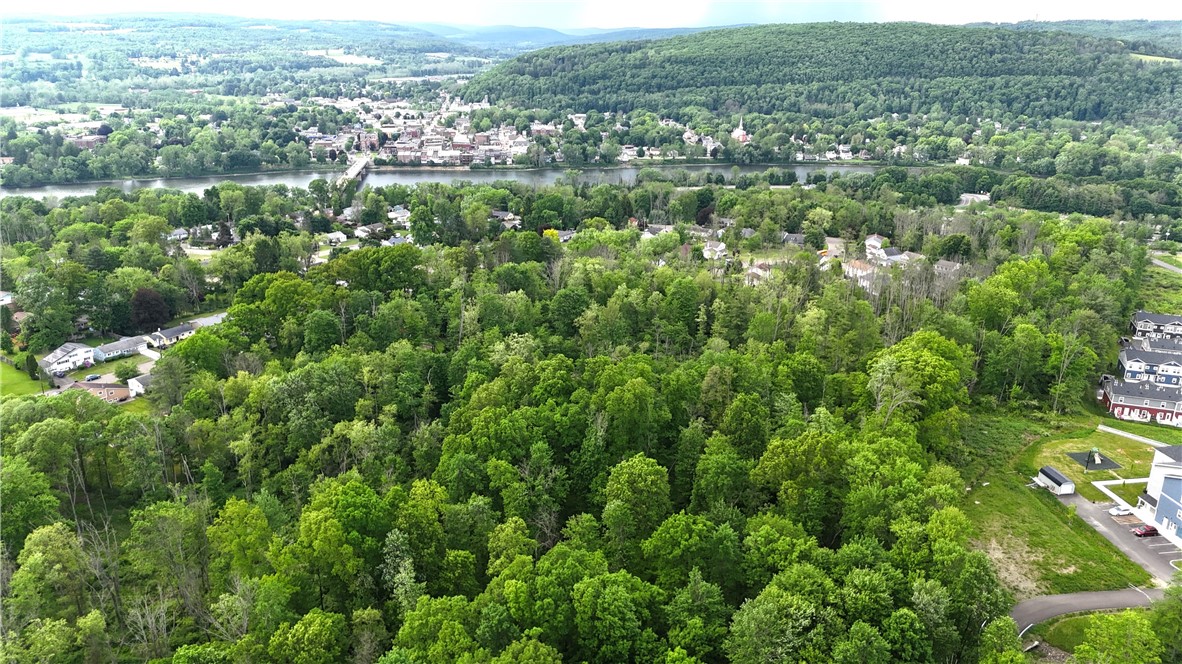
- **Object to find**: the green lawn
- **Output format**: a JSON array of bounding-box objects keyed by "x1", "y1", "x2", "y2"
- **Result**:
[
  {"x1": 1139, "y1": 266, "x2": 1182, "y2": 313},
  {"x1": 961, "y1": 415, "x2": 1152, "y2": 599},
  {"x1": 1101, "y1": 418, "x2": 1182, "y2": 446},
  {"x1": 1022, "y1": 429, "x2": 1157, "y2": 502},
  {"x1": 69, "y1": 355, "x2": 146, "y2": 381},
  {"x1": 1156, "y1": 254, "x2": 1182, "y2": 269},
  {"x1": 0, "y1": 360, "x2": 46, "y2": 397},
  {"x1": 1108, "y1": 481, "x2": 1147, "y2": 505},
  {"x1": 1132, "y1": 53, "x2": 1180, "y2": 65},
  {"x1": 119, "y1": 398, "x2": 154, "y2": 415}
]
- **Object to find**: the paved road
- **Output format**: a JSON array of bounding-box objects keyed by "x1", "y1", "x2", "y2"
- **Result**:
[
  {"x1": 1066, "y1": 494, "x2": 1182, "y2": 584},
  {"x1": 1151, "y1": 257, "x2": 1182, "y2": 275},
  {"x1": 1011, "y1": 588, "x2": 1165, "y2": 634}
]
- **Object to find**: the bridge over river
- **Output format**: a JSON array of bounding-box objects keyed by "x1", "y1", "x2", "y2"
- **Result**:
[{"x1": 337, "y1": 157, "x2": 371, "y2": 188}]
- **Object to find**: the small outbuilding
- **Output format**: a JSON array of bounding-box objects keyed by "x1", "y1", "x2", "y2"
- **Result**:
[{"x1": 1036, "y1": 466, "x2": 1076, "y2": 496}]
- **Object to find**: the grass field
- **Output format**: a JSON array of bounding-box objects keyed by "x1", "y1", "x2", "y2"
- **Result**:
[
  {"x1": 961, "y1": 415, "x2": 1152, "y2": 598},
  {"x1": 1132, "y1": 53, "x2": 1180, "y2": 65},
  {"x1": 1139, "y1": 266, "x2": 1182, "y2": 313},
  {"x1": 68, "y1": 355, "x2": 146, "y2": 381},
  {"x1": 1022, "y1": 429, "x2": 1157, "y2": 502},
  {"x1": 0, "y1": 360, "x2": 47, "y2": 397},
  {"x1": 119, "y1": 398, "x2": 154, "y2": 415},
  {"x1": 1108, "y1": 481, "x2": 1147, "y2": 505},
  {"x1": 1101, "y1": 418, "x2": 1182, "y2": 446}
]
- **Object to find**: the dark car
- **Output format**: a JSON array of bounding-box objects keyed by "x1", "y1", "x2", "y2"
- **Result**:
[
  {"x1": 84, "y1": 373, "x2": 101, "y2": 381},
  {"x1": 1133, "y1": 525, "x2": 1160, "y2": 537}
]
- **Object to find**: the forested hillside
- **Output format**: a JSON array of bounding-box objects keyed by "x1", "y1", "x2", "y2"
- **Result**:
[
  {"x1": 974, "y1": 20, "x2": 1182, "y2": 58},
  {"x1": 3, "y1": 166, "x2": 1176, "y2": 661},
  {"x1": 463, "y1": 22, "x2": 1182, "y2": 121}
]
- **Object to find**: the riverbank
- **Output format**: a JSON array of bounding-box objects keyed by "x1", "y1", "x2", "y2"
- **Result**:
[{"x1": 0, "y1": 162, "x2": 890, "y2": 200}]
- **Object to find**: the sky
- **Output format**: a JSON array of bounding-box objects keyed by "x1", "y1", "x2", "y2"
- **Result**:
[{"x1": 6, "y1": 0, "x2": 1182, "y2": 31}]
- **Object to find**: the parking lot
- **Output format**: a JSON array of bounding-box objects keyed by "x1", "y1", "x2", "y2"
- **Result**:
[{"x1": 1069, "y1": 495, "x2": 1182, "y2": 583}]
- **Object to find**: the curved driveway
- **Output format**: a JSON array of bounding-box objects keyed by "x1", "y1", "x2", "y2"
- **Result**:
[{"x1": 1011, "y1": 588, "x2": 1165, "y2": 635}]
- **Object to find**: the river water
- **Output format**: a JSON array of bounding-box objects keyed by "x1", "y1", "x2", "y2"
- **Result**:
[{"x1": 0, "y1": 163, "x2": 879, "y2": 200}]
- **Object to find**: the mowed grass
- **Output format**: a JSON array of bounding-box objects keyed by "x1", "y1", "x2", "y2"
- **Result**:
[
  {"x1": 1108, "y1": 481, "x2": 1148, "y2": 505},
  {"x1": 1132, "y1": 53, "x2": 1180, "y2": 65},
  {"x1": 68, "y1": 355, "x2": 145, "y2": 381},
  {"x1": 119, "y1": 398, "x2": 154, "y2": 415},
  {"x1": 1139, "y1": 266, "x2": 1182, "y2": 313},
  {"x1": 961, "y1": 415, "x2": 1152, "y2": 598},
  {"x1": 0, "y1": 360, "x2": 46, "y2": 397},
  {"x1": 1101, "y1": 418, "x2": 1182, "y2": 446},
  {"x1": 1022, "y1": 430, "x2": 1157, "y2": 502}
]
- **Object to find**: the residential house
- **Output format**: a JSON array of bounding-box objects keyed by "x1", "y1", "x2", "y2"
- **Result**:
[
  {"x1": 934, "y1": 259, "x2": 962, "y2": 276},
  {"x1": 703, "y1": 240, "x2": 727, "y2": 260},
  {"x1": 745, "y1": 262, "x2": 771, "y2": 285},
  {"x1": 1131, "y1": 311, "x2": 1182, "y2": 339},
  {"x1": 0, "y1": 290, "x2": 13, "y2": 307},
  {"x1": 326, "y1": 231, "x2": 348, "y2": 245},
  {"x1": 355, "y1": 223, "x2": 386, "y2": 239},
  {"x1": 780, "y1": 232, "x2": 805, "y2": 246},
  {"x1": 1128, "y1": 336, "x2": 1182, "y2": 356},
  {"x1": 739, "y1": 228, "x2": 757, "y2": 240},
  {"x1": 167, "y1": 228, "x2": 189, "y2": 242},
  {"x1": 129, "y1": 374, "x2": 154, "y2": 397},
  {"x1": 843, "y1": 259, "x2": 878, "y2": 292},
  {"x1": 70, "y1": 381, "x2": 130, "y2": 403},
  {"x1": 865, "y1": 234, "x2": 888, "y2": 261},
  {"x1": 1136, "y1": 445, "x2": 1182, "y2": 544},
  {"x1": 38, "y1": 342, "x2": 94, "y2": 374},
  {"x1": 149, "y1": 323, "x2": 195, "y2": 348},
  {"x1": 1099, "y1": 378, "x2": 1182, "y2": 427},
  {"x1": 94, "y1": 336, "x2": 149, "y2": 361},
  {"x1": 1117, "y1": 348, "x2": 1182, "y2": 386},
  {"x1": 556, "y1": 230, "x2": 576, "y2": 243}
]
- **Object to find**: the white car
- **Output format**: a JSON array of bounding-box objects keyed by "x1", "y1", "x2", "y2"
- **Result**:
[{"x1": 1108, "y1": 505, "x2": 1134, "y2": 516}]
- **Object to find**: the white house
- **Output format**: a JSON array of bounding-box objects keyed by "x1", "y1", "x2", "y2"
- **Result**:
[
  {"x1": 326, "y1": 231, "x2": 348, "y2": 245},
  {"x1": 128, "y1": 373, "x2": 154, "y2": 397},
  {"x1": 702, "y1": 240, "x2": 727, "y2": 260},
  {"x1": 38, "y1": 342, "x2": 94, "y2": 374}
]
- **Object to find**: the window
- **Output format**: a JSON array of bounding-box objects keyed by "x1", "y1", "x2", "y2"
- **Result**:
[{"x1": 1177, "y1": 509, "x2": 1182, "y2": 521}]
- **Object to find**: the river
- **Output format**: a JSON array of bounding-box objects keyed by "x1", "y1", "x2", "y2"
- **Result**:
[{"x1": 0, "y1": 163, "x2": 880, "y2": 200}]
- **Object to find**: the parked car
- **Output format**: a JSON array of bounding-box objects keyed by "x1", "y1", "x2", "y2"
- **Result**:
[
  {"x1": 85, "y1": 373, "x2": 101, "y2": 381},
  {"x1": 1133, "y1": 525, "x2": 1160, "y2": 537},
  {"x1": 1109, "y1": 505, "x2": 1134, "y2": 516}
]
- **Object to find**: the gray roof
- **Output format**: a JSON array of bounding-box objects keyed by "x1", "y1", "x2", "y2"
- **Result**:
[
  {"x1": 882, "y1": 247, "x2": 902, "y2": 257},
  {"x1": 1133, "y1": 310, "x2": 1182, "y2": 326},
  {"x1": 1039, "y1": 466, "x2": 1072, "y2": 486},
  {"x1": 1140, "y1": 336, "x2": 1182, "y2": 354},
  {"x1": 1105, "y1": 379, "x2": 1182, "y2": 403},
  {"x1": 132, "y1": 374, "x2": 154, "y2": 387},
  {"x1": 935, "y1": 259, "x2": 962, "y2": 272},
  {"x1": 781, "y1": 232, "x2": 805, "y2": 245},
  {"x1": 740, "y1": 228, "x2": 757, "y2": 239},
  {"x1": 98, "y1": 336, "x2": 146, "y2": 354},
  {"x1": 156, "y1": 322, "x2": 194, "y2": 340},
  {"x1": 1160, "y1": 445, "x2": 1182, "y2": 463},
  {"x1": 72, "y1": 381, "x2": 128, "y2": 390},
  {"x1": 1119, "y1": 348, "x2": 1182, "y2": 367}
]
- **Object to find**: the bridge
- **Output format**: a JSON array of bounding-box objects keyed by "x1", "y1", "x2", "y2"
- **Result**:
[{"x1": 337, "y1": 157, "x2": 371, "y2": 189}]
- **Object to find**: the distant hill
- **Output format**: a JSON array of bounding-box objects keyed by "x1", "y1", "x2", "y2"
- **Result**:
[
  {"x1": 463, "y1": 22, "x2": 1182, "y2": 121},
  {"x1": 971, "y1": 20, "x2": 1182, "y2": 58},
  {"x1": 410, "y1": 23, "x2": 718, "y2": 49}
]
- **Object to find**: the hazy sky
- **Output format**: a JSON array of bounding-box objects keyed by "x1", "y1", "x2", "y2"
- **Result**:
[{"x1": 7, "y1": 0, "x2": 1182, "y2": 30}]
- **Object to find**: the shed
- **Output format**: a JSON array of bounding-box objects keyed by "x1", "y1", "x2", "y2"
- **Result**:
[{"x1": 1036, "y1": 466, "x2": 1075, "y2": 495}]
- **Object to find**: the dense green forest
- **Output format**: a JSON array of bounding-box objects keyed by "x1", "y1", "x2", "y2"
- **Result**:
[
  {"x1": 3, "y1": 168, "x2": 1182, "y2": 662},
  {"x1": 464, "y1": 23, "x2": 1182, "y2": 121},
  {"x1": 974, "y1": 20, "x2": 1182, "y2": 58}
]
